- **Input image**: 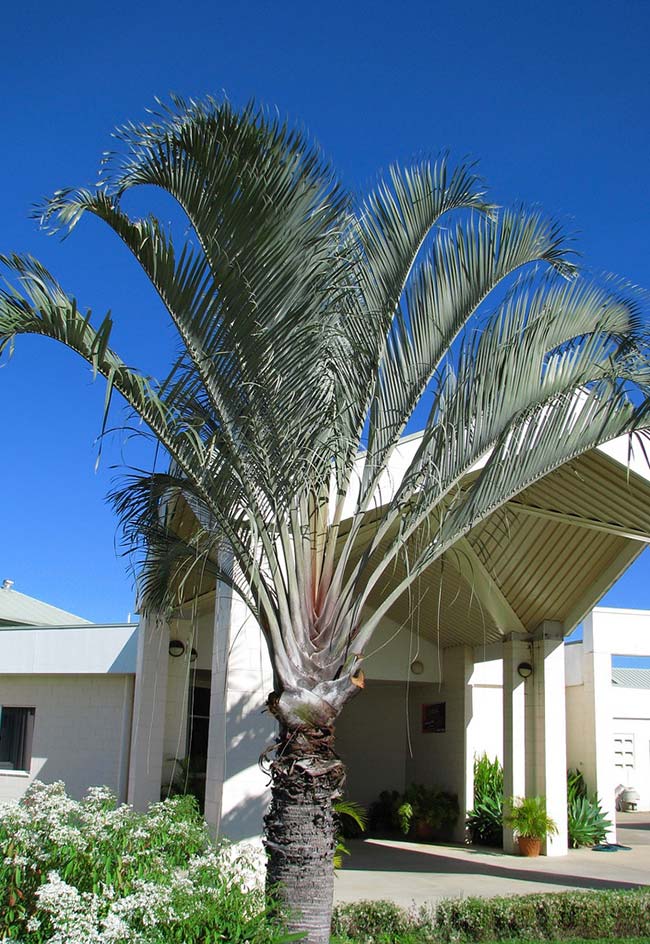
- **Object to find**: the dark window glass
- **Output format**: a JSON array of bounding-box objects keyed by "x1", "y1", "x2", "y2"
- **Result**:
[
  {"x1": 192, "y1": 687, "x2": 211, "y2": 718},
  {"x1": 0, "y1": 707, "x2": 35, "y2": 771}
]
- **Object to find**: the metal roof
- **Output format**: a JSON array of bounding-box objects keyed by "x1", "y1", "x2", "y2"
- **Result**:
[
  {"x1": 612, "y1": 668, "x2": 650, "y2": 690},
  {"x1": 352, "y1": 447, "x2": 650, "y2": 648},
  {"x1": 0, "y1": 586, "x2": 90, "y2": 626}
]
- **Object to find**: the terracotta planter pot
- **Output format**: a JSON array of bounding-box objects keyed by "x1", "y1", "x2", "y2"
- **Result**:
[
  {"x1": 517, "y1": 836, "x2": 542, "y2": 857},
  {"x1": 415, "y1": 820, "x2": 435, "y2": 841}
]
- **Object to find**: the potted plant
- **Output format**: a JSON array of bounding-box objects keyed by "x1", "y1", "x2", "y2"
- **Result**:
[{"x1": 503, "y1": 795, "x2": 558, "y2": 857}]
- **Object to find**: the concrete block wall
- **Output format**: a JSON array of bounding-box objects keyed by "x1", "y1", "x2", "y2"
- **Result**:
[
  {"x1": 161, "y1": 644, "x2": 192, "y2": 790},
  {"x1": 0, "y1": 674, "x2": 133, "y2": 802},
  {"x1": 405, "y1": 646, "x2": 474, "y2": 840},
  {"x1": 336, "y1": 680, "x2": 411, "y2": 806}
]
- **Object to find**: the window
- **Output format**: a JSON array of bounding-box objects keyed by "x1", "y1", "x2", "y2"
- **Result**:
[{"x1": 0, "y1": 707, "x2": 35, "y2": 772}]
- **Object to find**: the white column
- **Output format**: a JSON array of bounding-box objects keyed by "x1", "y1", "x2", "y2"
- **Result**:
[
  {"x1": 117, "y1": 676, "x2": 135, "y2": 803},
  {"x1": 502, "y1": 635, "x2": 529, "y2": 853},
  {"x1": 204, "y1": 577, "x2": 232, "y2": 835},
  {"x1": 127, "y1": 613, "x2": 170, "y2": 810},
  {"x1": 443, "y1": 645, "x2": 474, "y2": 842},
  {"x1": 530, "y1": 622, "x2": 568, "y2": 856},
  {"x1": 582, "y1": 613, "x2": 617, "y2": 842},
  {"x1": 204, "y1": 577, "x2": 276, "y2": 840}
]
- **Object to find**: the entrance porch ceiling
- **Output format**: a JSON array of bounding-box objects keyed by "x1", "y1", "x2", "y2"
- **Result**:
[{"x1": 358, "y1": 448, "x2": 650, "y2": 647}]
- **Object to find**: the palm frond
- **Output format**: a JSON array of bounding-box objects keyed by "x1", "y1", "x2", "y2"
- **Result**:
[{"x1": 2, "y1": 96, "x2": 650, "y2": 710}]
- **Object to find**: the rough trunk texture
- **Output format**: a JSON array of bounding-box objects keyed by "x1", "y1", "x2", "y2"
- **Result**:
[{"x1": 264, "y1": 723, "x2": 344, "y2": 944}]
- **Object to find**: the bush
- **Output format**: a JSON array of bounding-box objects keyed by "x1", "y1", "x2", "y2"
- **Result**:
[
  {"x1": 332, "y1": 899, "x2": 414, "y2": 942},
  {"x1": 0, "y1": 780, "x2": 284, "y2": 944},
  {"x1": 333, "y1": 889, "x2": 650, "y2": 942},
  {"x1": 466, "y1": 754, "x2": 503, "y2": 847}
]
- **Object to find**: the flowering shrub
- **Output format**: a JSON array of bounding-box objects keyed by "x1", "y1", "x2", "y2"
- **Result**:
[{"x1": 0, "y1": 781, "x2": 280, "y2": 943}]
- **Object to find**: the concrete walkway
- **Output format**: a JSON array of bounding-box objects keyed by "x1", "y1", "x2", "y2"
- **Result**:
[{"x1": 334, "y1": 813, "x2": 650, "y2": 908}]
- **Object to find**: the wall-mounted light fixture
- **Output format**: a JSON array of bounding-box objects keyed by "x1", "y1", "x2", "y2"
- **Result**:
[
  {"x1": 169, "y1": 639, "x2": 186, "y2": 658},
  {"x1": 410, "y1": 659, "x2": 424, "y2": 676},
  {"x1": 517, "y1": 661, "x2": 533, "y2": 679}
]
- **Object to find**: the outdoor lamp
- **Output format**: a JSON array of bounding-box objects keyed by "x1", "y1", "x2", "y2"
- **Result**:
[
  {"x1": 517, "y1": 661, "x2": 533, "y2": 679},
  {"x1": 410, "y1": 659, "x2": 425, "y2": 675},
  {"x1": 168, "y1": 639, "x2": 186, "y2": 658}
]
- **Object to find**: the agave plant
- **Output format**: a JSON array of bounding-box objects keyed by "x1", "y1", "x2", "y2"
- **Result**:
[
  {"x1": 567, "y1": 769, "x2": 611, "y2": 847},
  {"x1": 1, "y1": 96, "x2": 650, "y2": 942}
]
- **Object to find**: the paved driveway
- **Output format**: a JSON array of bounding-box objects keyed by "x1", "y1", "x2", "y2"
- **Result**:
[{"x1": 334, "y1": 814, "x2": 650, "y2": 908}]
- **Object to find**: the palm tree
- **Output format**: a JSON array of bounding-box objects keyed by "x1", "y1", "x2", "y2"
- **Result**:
[{"x1": 1, "y1": 97, "x2": 649, "y2": 943}]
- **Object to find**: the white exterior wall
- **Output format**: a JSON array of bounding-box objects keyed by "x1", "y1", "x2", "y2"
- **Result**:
[
  {"x1": 405, "y1": 646, "x2": 474, "y2": 840},
  {"x1": 360, "y1": 616, "x2": 443, "y2": 684},
  {"x1": 336, "y1": 681, "x2": 411, "y2": 806},
  {"x1": 0, "y1": 674, "x2": 133, "y2": 802},
  {"x1": 339, "y1": 645, "x2": 476, "y2": 841},
  {"x1": 565, "y1": 683, "x2": 589, "y2": 775},
  {"x1": 470, "y1": 658, "x2": 503, "y2": 766},
  {"x1": 611, "y1": 687, "x2": 650, "y2": 810},
  {"x1": 565, "y1": 608, "x2": 650, "y2": 826},
  {"x1": 0, "y1": 623, "x2": 137, "y2": 674}
]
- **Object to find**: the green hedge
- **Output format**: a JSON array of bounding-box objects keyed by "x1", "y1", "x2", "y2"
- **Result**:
[{"x1": 332, "y1": 889, "x2": 650, "y2": 942}]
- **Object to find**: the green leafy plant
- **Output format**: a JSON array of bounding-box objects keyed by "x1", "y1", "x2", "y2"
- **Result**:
[
  {"x1": 161, "y1": 754, "x2": 206, "y2": 806},
  {"x1": 368, "y1": 790, "x2": 402, "y2": 834},
  {"x1": 568, "y1": 767, "x2": 588, "y2": 801},
  {"x1": 503, "y1": 795, "x2": 558, "y2": 840},
  {"x1": 333, "y1": 800, "x2": 367, "y2": 868},
  {"x1": 567, "y1": 768, "x2": 612, "y2": 847},
  {"x1": 368, "y1": 785, "x2": 459, "y2": 840},
  {"x1": 466, "y1": 753, "x2": 504, "y2": 847},
  {"x1": 395, "y1": 784, "x2": 459, "y2": 839}
]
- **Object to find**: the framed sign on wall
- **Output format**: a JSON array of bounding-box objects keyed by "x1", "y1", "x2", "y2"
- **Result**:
[{"x1": 422, "y1": 702, "x2": 446, "y2": 733}]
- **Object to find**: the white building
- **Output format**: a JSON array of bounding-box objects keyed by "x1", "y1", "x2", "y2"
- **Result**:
[
  {"x1": 0, "y1": 581, "x2": 136, "y2": 804},
  {"x1": 2, "y1": 436, "x2": 650, "y2": 856}
]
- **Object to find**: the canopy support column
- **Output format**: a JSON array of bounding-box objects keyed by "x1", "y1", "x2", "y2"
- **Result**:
[
  {"x1": 127, "y1": 613, "x2": 169, "y2": 810},
  {"x1": 530, "y1": 622, "x2": 568, "y2": 856},
  {"x1": 503, "y1": 634, "x2": 529, "y2": 853}
]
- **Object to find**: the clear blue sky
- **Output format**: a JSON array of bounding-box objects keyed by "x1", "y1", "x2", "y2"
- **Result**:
[{"x1": 1, "y1": 0, "x2": 649, "y2": 622}]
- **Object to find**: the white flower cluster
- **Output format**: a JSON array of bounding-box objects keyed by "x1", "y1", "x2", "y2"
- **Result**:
[
  {"x1": 0, "y1": 782, "x2": 270, "y2": 944},
  {"x1": 213, "y1": 837, "x2": 266, "y2": 894}
]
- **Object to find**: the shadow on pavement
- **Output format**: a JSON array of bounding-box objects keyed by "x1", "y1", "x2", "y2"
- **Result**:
[{"x1": 342, "y1": 839, "x2": 648, "y2": 892}]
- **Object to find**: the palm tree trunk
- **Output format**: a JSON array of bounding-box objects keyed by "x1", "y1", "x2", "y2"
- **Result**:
[{"x1": 264, "y1": 723, "x2": 344, "y2": 944}]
